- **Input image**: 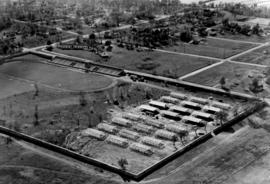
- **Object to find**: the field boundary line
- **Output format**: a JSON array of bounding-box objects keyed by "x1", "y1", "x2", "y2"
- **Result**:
[
  {"x1": 208, "y1": 36, "x2": 263, "y2": 45},
  {"x1": 179, "y1": 60, "x2": 226, "y2": 80}
]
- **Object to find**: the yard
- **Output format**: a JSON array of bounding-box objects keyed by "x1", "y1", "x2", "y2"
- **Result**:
[
  {"x1": 162, "y1": 37, "x2": 256, "y2": 59},
  {"x1": 53, "y1": 45, "x2": 219, "y2": 79}
]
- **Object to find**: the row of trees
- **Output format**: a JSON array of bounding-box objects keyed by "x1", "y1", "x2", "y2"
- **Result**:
[{"x1": 222, "y1": 18, "x2": 263, "y2": 36}]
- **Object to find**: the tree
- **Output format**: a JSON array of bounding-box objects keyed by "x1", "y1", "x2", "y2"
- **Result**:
[
  {"x1": 249, "y1": 77, "x2": 263, "y2": 97},
  {"x1": 220, "y1": 76, "x2": 226, "y2": 87},
  {"x1": 33, "y1": 105, "x2": 39, "y2": 126},
  {"x1": 180, "y1": 29, "x2": 193, "y2": 43},
  {"x1": 172, "y1": 135, "x2": 178, "y2": 151},
  {"x1": 118, "y1": 158, "x2": 128, "y2": 171},
  {"x1": 216, "y1": 110, "x2": 228, "y2": 125},
  {"x1": 79, "y1": 92, "x2": 87, "y2": 106}
]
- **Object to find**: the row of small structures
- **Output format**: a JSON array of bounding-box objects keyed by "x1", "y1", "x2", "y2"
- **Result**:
[{"x1": 80, "y1": 92, "x2": 233, "y2": 156}]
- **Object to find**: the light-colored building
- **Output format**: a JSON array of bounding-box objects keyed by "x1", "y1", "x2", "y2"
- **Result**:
[
  {"x1": 170, "y1": 92, "x2": 187, "y2": 100},
  {"x1": 182, "y1": 116, "x2": 204, "y2": 126},
  {"x1": 212, "y1": 101, "x2": 231, "y2": 110},
  {"x1": 155, "y1": 130, "x2": 177, "y2": 140},
  {"x1": 160, "y1": 96, "x2": 179, "y2": 104},
  {"x1": 160, "y1": 110, "x2": 181, "y2": 120},
  {"x1": 192, "y1": 111, "x2": 214, "y2": 121},
  {"x1": 144, "y1": 119, "x2": 165, "y2": 128},
  {"x1": 139, "y1": 105, "x2": 159, "y2": 114},
  {"x1": 166, "y1": 124, "x2": 187, "y2": 135},
  {"x1": 190, "y1": 96, "x2": 208, "y2": 105},
  {"x1": 97, "y1": 123, "x2": 118, "y2": 134},
  {"x1": 141, "y1": 136, "x2": 165, "y2": 149},
  {"x1": 203, "y1": 106, "x2": 221, "y2": 114},
  {"x1": 170, "y1": 105, "x2": 191, "y2": 115},
  {"x1": 106, "y1": 135, "x2": 129, "y2": 147},
  {"x1": 149, "y1": 100, "x2": 168, "y2": 109},
  {"x1": 112, "y1": 117, "x2": 132, "y2": 127},
  {"x1": 130, "y1": 143, "x2": 153, "y2": 156},
  {"x1": 81, "y1": 128, "x2": 107, "y2": 140},
  {"x1": 123, "y1": 113, "x2": 141, "y2": 121},
  {"x1": 133, "y1": 123, "x2": 154, "y2": 134},
  {"x1": 119, "y1": 129, "x2": 140, "y2": 141},
  {"x1": 181, "y1": 101, "x2": 201, "y2": 110}
]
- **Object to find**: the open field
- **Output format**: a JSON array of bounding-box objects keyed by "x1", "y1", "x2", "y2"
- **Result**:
[
  {"x1": 0, "y1": 135, "x2": 120, "y2": 184},
  {"x1": 162, "y1": 37, "x2": 256, "y2": 59},
  {"x1": 53, "y1": 45, "x2": 218, "y2": 79},
  {"x1": 5, "y1": 54, "x2": 114, "y2": 92},
  {"x1": 183, "y1": 62, "x2": 270, "y2": 96},
  {"x1": 234, "y1": 45, "x2": 270, "y2": 65},
  {"x1": 143, "y1": 107, "x2": 270, "y2": 184}
]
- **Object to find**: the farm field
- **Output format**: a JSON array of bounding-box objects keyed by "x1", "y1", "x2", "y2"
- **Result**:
[
  {"x1": 234, "y1": 45, "x2": 270, "y2": 65},
  {"x1": 162, "y1": 37, "x2": 256, "y2": 59},
  {"x1": 53, "y1": 45, "x2": 219, "y2": 78},
  {"x1": 0, "y1": 134, "x2": 120, "y2": 184},
  {"x1": 183, "y1": 62, "x2": 270, "y2": 96},
  {"x1": 4, "y1": 54, "x2": 114, "y2": 92}
]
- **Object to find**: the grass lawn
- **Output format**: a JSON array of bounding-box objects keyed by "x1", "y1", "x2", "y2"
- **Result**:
[
  {"x1": 0, "y1": 135, "x2": 120, "y2": 184},
  {"x1": 53, "y1": 45, "x2": 219, "y2": 78},
  {"x1": 4, "y1": 54, "x2": 114, "y2": 92},
  {"x1": 183, "y1": 62, "x2": 269, "y2": 95},
  {"x1": 233, "y1": 45, "x2": 270, "y2": 65},
  {"x1": 162, "y1": 37, "x2": 256, "y2": 59}
]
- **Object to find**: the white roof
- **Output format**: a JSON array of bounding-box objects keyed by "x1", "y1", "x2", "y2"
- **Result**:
[
  {"x1": 160, "y1": 110, "x2": 179, "y2": 117},
  {"x1": 97, "y1": 123, "x2": 117, "y2": 130},
  {"x1": 149, "y1": 100, "x2": 167, "y2": 108},
  {"x1": 123, "y1": 113, "x2": 141, "y2": 120},
  {"x1": 212, "y1": 101, "x2": 231, "y2": 109},
  {"x1": 181, "y1": 101, "x2": 201, "y2": 107},
  {"x1": 107, "y1": 135, "x2": 128, "y2": 143},
  {"x1": 170, "y1": 92, "x2": 187, "y2": 99},
  {"x1": 155, "y1": 129, "x2": 176, "y2": 137},
  {"x1": 82, "y1": 128, "x2": 106, "y2": 137},
  {"x1": 161, "y1": 96, "x2": 179, "y2": 102},
  {"x1": 112, "y1": 117, "x2": 130, "y2": 124},
  {"x1": 139, "y1": 105, "x2": 158, "y2": 112},
  {"x1": 166, "y1": 124, "x2": 186, "y2": 133},
  {"x1": 192, "y1": 111, "x2": 212, "y2": 118},
  {"x1": 119, "y1": 129, "x2": 139, "y2": 137},
  {"x1": 142, "y1": 136, "x2": 163, "y2": 145},
  {"x1": 130, "y1": 143, "x2": 152, "y2": 151},
  {"x1": 182, "y1": 116, "x2": 203, "y2": 123},
  {"x1": 170, "y1": 105, "x2": 190, "y2": 113},
  {"x1": 203, "y1": 106, "x2": 221, "y2": 113},
  {"x1": 190, "y1": 97, "x2": 208, "y2": 104}
]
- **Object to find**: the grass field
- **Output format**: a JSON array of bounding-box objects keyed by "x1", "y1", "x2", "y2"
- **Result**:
[
  {"x1": 145, "y1": 112, "x2": 270, "y2": 184},
  {"x1": 234, "y1": 45, "x2": 270, "y2": 65},
  {"x1": 53, "y1": 45, "x2": 219, "y2": 79},
  {"x1": 4, "y1": 54, "x2": 114, "y2": 92},
  {"x1": 0, "y1": 135, "x2": 120, "y2": 184},
  {"x1": 183, "y1": 62, "x2": 269, "y2": 95},
  {"x1": 162, "y1": 37, "x2": 256, "y2": 59}
]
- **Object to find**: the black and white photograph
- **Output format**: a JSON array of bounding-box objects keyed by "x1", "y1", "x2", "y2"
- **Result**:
[{"x1": 0, "y1": 0, "x2": 270, "y2": 183}]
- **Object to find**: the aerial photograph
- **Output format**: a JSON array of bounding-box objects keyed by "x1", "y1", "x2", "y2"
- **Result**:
[{"x1": 0, "y1": 0, "x2": 270, "y2": 183}]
